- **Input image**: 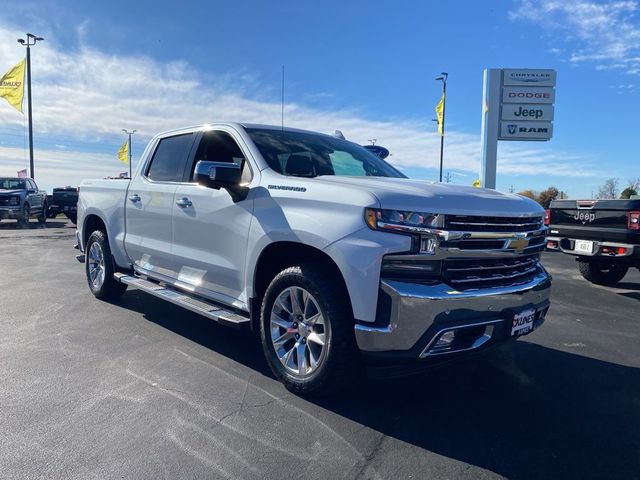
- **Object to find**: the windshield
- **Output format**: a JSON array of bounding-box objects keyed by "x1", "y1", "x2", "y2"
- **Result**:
[
  {"x1": 246, "y1": 128, "x2": 406, "y2": 178},
  {"x1": 0, "y1": 178, "x2": 25, "y2": 190}
]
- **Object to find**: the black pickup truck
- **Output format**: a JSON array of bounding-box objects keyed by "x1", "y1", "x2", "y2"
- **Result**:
[
  {"x1": 546, "y1": 198, "x2": 640, "y2": 285},
  {"x1": 46, "y1": 186, "x2": 78, "y2": 224}
]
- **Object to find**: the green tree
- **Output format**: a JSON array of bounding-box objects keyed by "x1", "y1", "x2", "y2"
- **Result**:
[
  {"x1": 537, "y1": 186, "x2": 560, "y2": 208},
  {"x1": 518, "y1": 189, "x2": 537, "y2": 200},
  {"x1": 620, "y1": 187, "x2": 638, "y2": 199}
]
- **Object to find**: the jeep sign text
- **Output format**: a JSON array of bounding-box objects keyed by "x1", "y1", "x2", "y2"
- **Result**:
[{"x1": 501, "y1": 104, "x2": 554, "y2": 122}]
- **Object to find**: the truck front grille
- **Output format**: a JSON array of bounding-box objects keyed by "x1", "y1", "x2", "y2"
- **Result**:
[
  {"x1": 440, "y1": 235, "x2": 546, "y2": 252},
  {"x1": 445, "y1": 215, "x2": 543, "y2": 232},
  {"x1": 0, "y1": 196, "x2": 18, "y2": 206},
  {"x1": 443, "y1": 254, "x2": 541, "y2": 290}
]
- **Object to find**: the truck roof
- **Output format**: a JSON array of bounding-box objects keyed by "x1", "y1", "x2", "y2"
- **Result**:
[{"x1": 154, "y1": 122, "x2": 342, "y2": 140}]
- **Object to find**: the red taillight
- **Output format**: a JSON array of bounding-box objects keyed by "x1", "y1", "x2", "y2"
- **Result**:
[
  {"x1": 544, "y1": 209, "x2": 551, "y2": 226},
  {"x1": 628, "y1": 211, "x2": 640, "y2": 230}
]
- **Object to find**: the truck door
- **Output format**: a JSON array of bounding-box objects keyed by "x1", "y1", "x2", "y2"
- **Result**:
[
  {"x1": 125, "y1": 132, "x2": 196, "y2": 280},
  {"x1": 27, "y1": 179, "x2": 43, "y2": 212},
  {"x1": 171, "y1": 129, "x2": 256, "y2": 308}
]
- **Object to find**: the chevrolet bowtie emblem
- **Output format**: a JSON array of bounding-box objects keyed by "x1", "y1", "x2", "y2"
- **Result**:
[{"x1": 508, "y1": 236, "x2": 529, "y2": 253}]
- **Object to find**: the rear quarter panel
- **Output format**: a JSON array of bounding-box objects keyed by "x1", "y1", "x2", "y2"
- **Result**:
[{"x1": 78, "y1": 179, "x2": 130, "y2": 268}]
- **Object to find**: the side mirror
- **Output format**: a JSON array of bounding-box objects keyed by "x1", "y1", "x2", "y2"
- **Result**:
[
  {"x1": 27, "y1": 189, "x2": 36, "y2": 194},
  {"x1": 194, "y1": 160, "x2": 241, "y2": 190},
  {"x1": 193, "y1": 160, "x2": 248, "y2": 202}
]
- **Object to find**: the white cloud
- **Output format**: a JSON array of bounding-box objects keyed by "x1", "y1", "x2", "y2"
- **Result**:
[
  {"x1": 511, "y1": 0, "x2": 640, "y2": 75},
  {"x1": 0, "y1": 22, "x2": 598, "y2": 192}
]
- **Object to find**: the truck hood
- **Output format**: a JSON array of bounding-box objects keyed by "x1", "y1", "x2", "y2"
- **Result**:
[
  {"x1": 0, "y1": 190, "x2": 24, "y2": 196},
  {"x1": 313, "y1": 176, "x2": 544, "y2": 217}
]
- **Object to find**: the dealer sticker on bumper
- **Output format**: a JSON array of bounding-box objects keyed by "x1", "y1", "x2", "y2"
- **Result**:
[{"x1": 512, "y1": 308, "x2": 535, "y2": 336}]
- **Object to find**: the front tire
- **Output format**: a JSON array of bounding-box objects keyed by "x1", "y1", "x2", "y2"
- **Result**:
[
  {"x1": 37, "y1": 204, "x2": 47, "y2": 225},
  {"x1": 577, "y1": 260, "x2": 628, "y2": 286},
  {"x1": 19, "y1": 204, "x2": 30, "y2": 226},
  {"x1": 260, "y1": 264, "x2": 360, "y2": 396},
  {"x1": 85, "y1": 230, "x2": 128, "y2": 299}
]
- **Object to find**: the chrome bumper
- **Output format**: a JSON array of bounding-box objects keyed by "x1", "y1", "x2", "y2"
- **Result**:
[{"x1": 354, "y1": 269, "x2": 551, "y2": 357}]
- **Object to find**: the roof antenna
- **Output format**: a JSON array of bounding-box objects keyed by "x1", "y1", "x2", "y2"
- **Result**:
[{"x1": 281, "y1": 64, "x2": 285, "y2": 131}]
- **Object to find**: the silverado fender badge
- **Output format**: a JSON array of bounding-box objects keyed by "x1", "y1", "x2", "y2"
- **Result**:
[{"x1": 267, "y1": 185, "x2": 307, "y2": 192}]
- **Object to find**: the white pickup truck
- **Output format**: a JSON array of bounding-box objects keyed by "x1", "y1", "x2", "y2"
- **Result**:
[{"x1": 76, "y1": 123, "x2": 551, "y2": 395}]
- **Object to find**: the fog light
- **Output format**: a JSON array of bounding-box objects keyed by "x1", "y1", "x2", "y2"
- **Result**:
[{"x1": 435, "y1": 331, "x2": 455, "y2": 347}]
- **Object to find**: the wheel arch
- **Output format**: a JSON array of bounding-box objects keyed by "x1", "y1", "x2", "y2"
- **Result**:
[
  {"x1": 82, "y1": 213, "x2": 108, "y2": 247},
  {"x1": 250, "y1": 241, "x2": 354, "y2": 332}
]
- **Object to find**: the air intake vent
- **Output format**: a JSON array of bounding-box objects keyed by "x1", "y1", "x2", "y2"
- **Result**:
[{"x1": 443, "y1": 255, "x2": 541, "y2": 290}]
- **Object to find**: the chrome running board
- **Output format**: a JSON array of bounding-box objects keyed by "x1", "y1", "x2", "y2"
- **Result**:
[{"x1": 114, "y1": 273, "x2": 250, "y2": 328}]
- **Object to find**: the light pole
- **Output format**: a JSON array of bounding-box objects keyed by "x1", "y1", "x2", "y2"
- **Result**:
[
  {"x1": 122, "y1": 129, "x2": 136, "y2": 179},
  {"x1": 17, "y1": 33, "x2": 44, "y2": 180},
  {"x1": 435, "y1": 72, "x2": 448, "y2": 182}
]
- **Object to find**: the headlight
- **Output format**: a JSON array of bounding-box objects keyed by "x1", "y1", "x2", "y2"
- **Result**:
[
  {"x1": 9, "y1": 196, "x2": 19, "y2": 206},
  {"x1": 364, "y1": 208, "x2": 441, "y2": 233}
]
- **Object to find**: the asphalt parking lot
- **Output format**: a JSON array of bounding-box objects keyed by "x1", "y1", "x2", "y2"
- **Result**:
[{"x1": 1, "y1": 220, "x2": 639, "y2": 480}]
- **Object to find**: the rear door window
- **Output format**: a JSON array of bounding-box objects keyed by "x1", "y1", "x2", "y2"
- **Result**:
[{"x1": 146, "y1": 133, "x2": 194, "y2": 182}]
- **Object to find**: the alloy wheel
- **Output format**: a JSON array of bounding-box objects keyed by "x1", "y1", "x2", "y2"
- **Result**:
[
  {"x1": 270, "y1": 286, "x2": 328, "y2": 376},
  {"x1": 87, "y1": 241, "x2": 105, "y2": 289}
]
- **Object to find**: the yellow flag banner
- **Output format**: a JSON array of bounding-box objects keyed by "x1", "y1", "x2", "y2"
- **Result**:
[
  {"x1": 435, "y1": 93, "x2": 445, "y2": 136},
  {"x1": 117, "y1": 140, "x2": 129, "y2": 164},
  {"x1": 0, "y1": 59, "x2": 26, "y2": 113}
]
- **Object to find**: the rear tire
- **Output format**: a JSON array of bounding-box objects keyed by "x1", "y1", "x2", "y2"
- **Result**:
[
  {"x1": 66, "y1": 212, "x2": 77, "y2": 225},
  {"x1": 85, "y1": 230, "x2": 128, "y2": 299},
  {"x1": 260, "y1": 264, "x2": 360, "y2": 396},
  {"x1": 577, "y1": 260, "x2": 628, "y2": 286}
]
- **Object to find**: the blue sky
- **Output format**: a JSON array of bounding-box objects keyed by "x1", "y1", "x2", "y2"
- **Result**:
[{"x1": 0, "y1": 0, "x2": 638, "y2": 197}]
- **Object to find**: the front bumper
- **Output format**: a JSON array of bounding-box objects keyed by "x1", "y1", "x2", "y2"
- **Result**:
[
  {"x1": 354, "y1": 269, "x2": 551, "y2": 360},
  {"x1": 0, "y1": 207, "x2": 22, "y2": 219}
]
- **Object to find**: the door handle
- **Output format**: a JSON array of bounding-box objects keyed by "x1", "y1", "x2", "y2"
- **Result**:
[
  {"x1": 175, "y1": 197, "x2": 192, "y2": 208},
  {"x1": 128, "y1": 194, "x2": 141, "y2": 203}
]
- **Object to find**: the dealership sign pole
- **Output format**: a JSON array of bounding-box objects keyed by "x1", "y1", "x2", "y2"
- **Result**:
[{"x1": 479, "y1": 68, "x2": 556, "y2": 189}]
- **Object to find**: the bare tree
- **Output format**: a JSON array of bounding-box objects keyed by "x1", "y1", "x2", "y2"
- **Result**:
[{"x1": 597, "y1": 178, "x2": 620, "y2": 199}]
